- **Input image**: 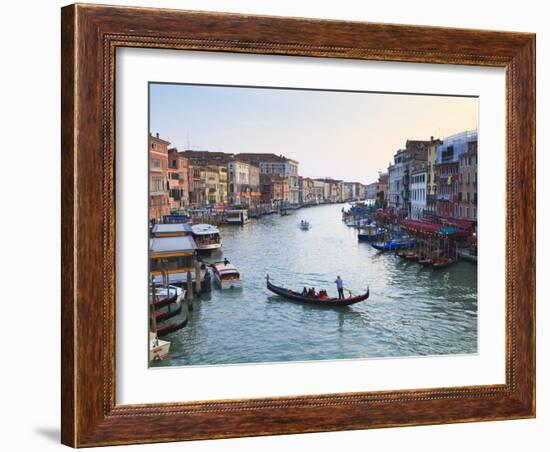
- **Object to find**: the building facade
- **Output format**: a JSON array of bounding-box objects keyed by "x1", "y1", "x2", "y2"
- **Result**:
[
  {"x1": 435, "y1": 130, "x2": 477, "y2": 219},
  {"x1": 149, "y1": 133, "x2": 171, "y2": 222},
  {"x1": 167, "y1": 148, "x2": 190, "y2": 210},
  {"x1": 458, "y1": 140, "x2": 478, "y2": 221},
  {"x1": 388, "y1": 151, "x2": 405, "y2": 209},
  {"x1": 410, "y1": 168, "x2": 428, "y2": 220},
  {"x1": 236, "y1": 153, "x2": 300, "y2": 205}
]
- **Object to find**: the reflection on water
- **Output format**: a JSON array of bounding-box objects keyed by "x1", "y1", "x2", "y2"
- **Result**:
[{"x1": 152, "y1": 203, "x2": 477, "y2": 367}]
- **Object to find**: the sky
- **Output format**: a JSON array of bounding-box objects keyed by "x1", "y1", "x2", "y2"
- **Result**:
[{"x1": 149, "y1": 83, "x2": 478, "y2": 184}]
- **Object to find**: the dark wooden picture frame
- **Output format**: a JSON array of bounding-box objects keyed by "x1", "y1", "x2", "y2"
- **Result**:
[{"x1": 61, "y1": 3, "x2": 535, "y2": 447}]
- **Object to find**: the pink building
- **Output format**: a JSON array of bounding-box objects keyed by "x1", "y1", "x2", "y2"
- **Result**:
[{"x1": 149, "y1": 133, "x2": 171, "y2": 222}]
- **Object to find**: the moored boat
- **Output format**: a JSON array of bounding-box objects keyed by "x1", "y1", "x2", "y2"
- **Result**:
[
  {"x1": 266, "y1": 275, "x2": 369, "y2": 307},
  {"x1": 404, "y1": 250, "x2": 419, "y2": 260},
  {"x1": 211, "y1": 260, "x2": 243, "y2": 289},
  {"x1": 432, "y1": 257, "x2": 456, "y2": 269},
  {"x1": 156, "y1": 318, "x2": 188, "y2": 337},
  {"x1": 149, "y1": 332, "x2": 171, "y2": 362},
  {"x1": 154, "y1": 302, "x2": 183, "y2": 322},
  {"x1": 357, "y1": 225, "x2": 383, "y2": 242},
  {"x1": 150, "y1": 285, "x2": 182, "y2": 309},
  {"x1": 191, "y1": 223, "x2": 222, "y2": 253},
  {"x1": 225, "y1": 209, "x2": 249, "y2": 225},
  {"x1": 370, "y1": 238, "x2": 416, "y2": 251}
]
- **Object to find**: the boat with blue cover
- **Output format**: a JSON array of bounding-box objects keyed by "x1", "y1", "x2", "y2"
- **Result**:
[
  {"x1": 370, "y1": 238, "x2": 416, "y2": 251},
  {"x1": 357, "y1": 225, "x2": 383, "y2": 242}
]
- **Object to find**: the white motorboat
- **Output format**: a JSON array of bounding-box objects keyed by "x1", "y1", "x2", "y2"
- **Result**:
[
  {"x1": 149, "y1": 332, "x2": 171, "y2": 362},
  {"x1": 191, "y1": 223, "x2": 222, "y2": 253},
  {"x1": 211, "y1": 261, "x2": 243, "y2": 289}
]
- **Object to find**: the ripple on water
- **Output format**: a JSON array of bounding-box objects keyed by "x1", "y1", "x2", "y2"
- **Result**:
[{"x1": 152, "y1": 204, "x2": 478, "y2": 367}]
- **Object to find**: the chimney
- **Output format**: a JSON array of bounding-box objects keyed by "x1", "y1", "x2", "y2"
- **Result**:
[{"x1": 156, "y1": 133, "x2": 159, "y2": 138}]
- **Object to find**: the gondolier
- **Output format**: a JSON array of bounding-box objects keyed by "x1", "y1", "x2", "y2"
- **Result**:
[{"x1": 335, "y1": 276, "x2": 344, "y2": 300}]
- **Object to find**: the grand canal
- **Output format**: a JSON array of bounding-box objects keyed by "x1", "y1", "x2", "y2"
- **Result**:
[{"x1": 152, "y1": 203, "x2": 477, "y2": 367}]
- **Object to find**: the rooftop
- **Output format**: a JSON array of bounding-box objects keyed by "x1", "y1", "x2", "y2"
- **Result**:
[{"x1": 236, "y1": 153, "x2": 298, "y2": 164}]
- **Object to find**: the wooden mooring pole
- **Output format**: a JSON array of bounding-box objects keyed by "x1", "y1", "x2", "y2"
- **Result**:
[
  {"x1": 195, "y1": 261, "x2": 202, "y2": 296},
  {"x1": 186, "y1": 271, "x2": 193, "y2": 310}
]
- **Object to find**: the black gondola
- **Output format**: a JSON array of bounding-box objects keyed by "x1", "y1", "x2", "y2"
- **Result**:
[
  {"x1": 266, "y1": 276, "x2": 369, "y2": 307},
  {"x1": 151, "y1": 294, "x2": 178, "y2": 309},
  {"x1": 156, "y1": 318, "x2": 188, "y2": 337},
  {"x1": 154, "y1": 302, "x2": 183, "y2": 322}
]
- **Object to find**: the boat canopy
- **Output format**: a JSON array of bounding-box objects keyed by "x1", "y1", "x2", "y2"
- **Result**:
[
  {"x1": 152, "y1": 223, "x2": 193, "y2": 236},
  {"x1": 213, "y1": 263, "x2": 239, "y2": 275},
  {"x1": 149, "y1": 236, "x2": 197, "y2": 255},
  {"x1": 437, "y1": 226, "x2": 457, "y2": 235},
  {"x1": 191, "y1": 223, "x2": 220, "y2": 235},
  {"x1": 400, "y1": 219, "x2": 443, "y2": 234}
]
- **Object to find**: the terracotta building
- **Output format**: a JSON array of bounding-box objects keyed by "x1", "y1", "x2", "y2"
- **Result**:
[
  {"x1": 149, "y1": 133, "x2": 171, "y2": 222},
  {"x1": 260, "y1": 174, "x2": 289, "y2": 205},
  {"x1": 167, "y1": 148, "x2": 189, "y2": 210}
]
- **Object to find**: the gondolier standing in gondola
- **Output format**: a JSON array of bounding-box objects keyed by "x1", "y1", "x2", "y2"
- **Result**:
[{"x1": 335, "y1": 276, "x2": 344, "y2": 299}]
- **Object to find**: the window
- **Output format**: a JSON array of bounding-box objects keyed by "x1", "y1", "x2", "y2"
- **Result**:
[{"x1": 466, "y1": 207, "x2": 469, "y2": 218}]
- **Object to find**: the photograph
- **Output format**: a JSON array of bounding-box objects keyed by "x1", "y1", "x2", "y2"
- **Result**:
[{"x1": 148, "y1": 83, "x2": 479, "y2": 367}]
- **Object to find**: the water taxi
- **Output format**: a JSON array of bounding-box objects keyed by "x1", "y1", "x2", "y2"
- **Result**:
[
  {"x1": 225, "y1": 209, "x2": 249, "y2": 225},
  {"x1": 211, "y1": 260, "x2": 243, "y2": 289},
  {"x1": 191, "y1": 223, "x2": 222, "y2": 253}
]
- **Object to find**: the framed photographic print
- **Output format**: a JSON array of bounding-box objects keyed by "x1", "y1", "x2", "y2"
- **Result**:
[{"x1": 61, "y1": 3, "x2": 536, "y2": 447}]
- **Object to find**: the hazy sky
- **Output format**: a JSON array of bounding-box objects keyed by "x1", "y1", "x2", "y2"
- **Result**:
[{"x1": 149, "y1": 83, "x2": 478, "y2": 184}]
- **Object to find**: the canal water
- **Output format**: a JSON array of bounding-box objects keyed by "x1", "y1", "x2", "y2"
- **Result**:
[{"x1": 152, "y1": 203, "x2": 477, "y2": 367}]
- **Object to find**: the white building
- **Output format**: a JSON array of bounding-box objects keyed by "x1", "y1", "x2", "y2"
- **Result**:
[
  {"x1": 236, "y1": 154, "x2": 300, "y2": 205},
  {"x1": 227, "y1": 160, "x2": 250, "y2": 205},
  {"x1": 388, "y1": 151, "x2": 405, "y2": 209},
  {"x1": 410, "y1": 168, "x2": 427, "y2": 220}
]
